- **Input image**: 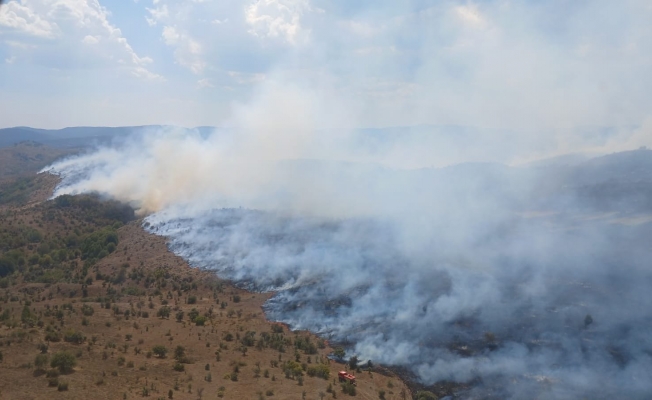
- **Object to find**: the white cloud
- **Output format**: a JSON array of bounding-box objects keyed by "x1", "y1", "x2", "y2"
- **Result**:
[
  {"x1": 227, "y1": 70, "x2": 266, "y2": 85},
  {"x1": 162, "y1": 25, "x2": 180, "y2": 45},
  {"x1": 5, "y1": 56, "x2": 17, "y2": 64},
  {"x1": 82, "y1": 34, "x2": 99, "y2": 44},
  {"x1": 146, "y1": 4, "x2": 168, "y2": 26},
  {"x1": 0, "y1": 0, "x2": 163, "y2": 81},
  {"x1": 131, "y1": 65, "x2": 164, "y2": 81},
  {"x1": 2, "y1": 0, "x2": 651, "y2": 155},
  {"x1": 0, "y1": 0, "x2": 57, "y2": 38},
  {"x1": 454, "y1": 4, "x2": 487, "y2": 28},
  {"x1": 162, "y1": 25, "x2": 205, "y2": 74},
  {"x1": 346, "y1": 21, "x2": 379, "y2": 38},
  {"x1": 245, "y1": 0, "x2": 311, "y2": 44},
  {"x1": 197, "y1": 78, "x2": 213, "y2": 88},
  {"x1": 5, "y1": 39, "x2": 37, "y2": 48}
]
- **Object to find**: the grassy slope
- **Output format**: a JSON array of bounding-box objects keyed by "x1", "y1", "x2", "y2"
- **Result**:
[
  {"x1": 0, "y1": 170, "x2": 411, "y2": 400},
  {"x1": 0, "y1": 142, "x2": 73, "y2": 180}
]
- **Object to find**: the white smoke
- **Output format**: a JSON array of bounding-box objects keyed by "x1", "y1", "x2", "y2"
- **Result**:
[
  {"x1": 44, "y1": 112, "x2": 652, "y2": 398},
  {"x1": 39, "y1": 0, "x2": 652, "y2": 396}
]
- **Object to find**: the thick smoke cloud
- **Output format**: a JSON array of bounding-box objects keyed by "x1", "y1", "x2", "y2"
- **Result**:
[
  {"x1": 40, "y1": 1, "x2": 652, "y2": 398},
  {"x1": 45, "y1": 118, "x2": 652, "y2": 398}
]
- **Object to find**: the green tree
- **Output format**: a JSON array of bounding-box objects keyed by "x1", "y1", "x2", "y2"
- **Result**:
[
  {"x1": 63, "y1": 329, "x2": 85, "y2": 344},
  {"x1": 152, "y1": 345, "x2": 168, "y2": 358},
  {"x1": 50, "y1": 351, "x2": 77, "y2": 373},
  {"x1": 174, "y1": 346, "x2": 186, "y2": 361},
  {"x1": 21, "y1": 305, "x2": 37, "y2": 326},
  {"x1": 157, "y1": 306, "x2": 171, "y2": 319},
  {"x1": 188, "y1": 308, "x2": 199, "y2": 322},
  {"x1": 348, "y1": 356, "x2": 358, "y2": 371},
  {"x1": 0, "y1": 257, "x2": 15, "y2": 277}
]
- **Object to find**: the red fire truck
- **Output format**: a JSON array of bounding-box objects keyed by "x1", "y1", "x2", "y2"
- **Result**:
[{"x1": 338, "y1": 371, "x2": 356, "y2": 385}]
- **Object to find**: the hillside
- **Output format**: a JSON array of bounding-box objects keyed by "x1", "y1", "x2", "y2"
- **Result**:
[
  {"x1": 0, "y1": 151, "x2": 411, "y2": 399},
  {"x1": 0, "y1": 127, "x2": 148, "y2": 149},
  {"x1": 0, "y1": 142, "x2": 73, "y2": 180}
]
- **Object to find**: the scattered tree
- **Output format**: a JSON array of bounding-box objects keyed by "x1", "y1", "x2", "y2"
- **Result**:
[
  {"x1": 50, "y1": 351, "x2": 77, "y2": 374},
  {"x1": 152, "y1": 345, "x2": 168, "y2": 358}
]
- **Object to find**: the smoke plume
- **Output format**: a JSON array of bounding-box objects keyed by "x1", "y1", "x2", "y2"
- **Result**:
[
  {"x1": 41, "y1": 0, "x2": 652, "y2": 396},
  {"x1": 44, "y1": 107, "x2": 652, "y2": 399}
]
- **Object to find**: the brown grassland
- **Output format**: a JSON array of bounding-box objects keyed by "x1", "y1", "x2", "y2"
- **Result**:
[{"x1": 0, "y1": 155, "x2": 412, "y2": 400}]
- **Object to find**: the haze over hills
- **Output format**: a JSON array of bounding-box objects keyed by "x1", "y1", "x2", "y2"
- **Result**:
[
  {"x1": 0, "y1": 126, "x2": 162, "y2": 148},
  {"x1": 2, "y1": 123, "x2": 652, "y2": 399},
  {"x1": 3, "y1": 123, "x2": 645, "y2": 216},
  {"x1": 1, "y1": 124, "x2": 621, "y2": 167},
  {"x1": 42, "y1": 127, "x2": 652, "y2": 399}
]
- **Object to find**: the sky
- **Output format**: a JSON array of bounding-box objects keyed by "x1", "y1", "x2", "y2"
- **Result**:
[{"x1": 0, "y1": 0, "x2": 651, "y2": 159}]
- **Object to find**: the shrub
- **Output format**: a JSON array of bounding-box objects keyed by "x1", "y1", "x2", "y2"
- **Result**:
[
  {"x1": 306, "y1": 364, "x2": 330, "y2": 379},
  {"x1": 415, "y1": 391, "x2": 438, "y2": 400},
  {"x1": 174, "y1": 346, "x2": 186, "y2": 361},
  {"x1": 157, "y1": 306, "x2": 170, "y2": 319},
  {"x1": 81, "y1": 304, "x2": 94, "y2": 316},
  {"x1": 585, "y1": 314, "x2": 594, "y2": 328},
  {"x1": 341, "y1": 382, "x2": 356, "y2": 396},
  {"x1": 46, "y1": 369, "x2": 59, "y2": 378},
  {"x1": 45, "y1": 331, "x2": 61, "y2": 342},
  {"x1": 333, "y1": 347, "x2": 345, "y2": 360},
  {"x1": 50, "y1": 351, "x2": 76, "y2": 373},
  {"x1": 173, "y1": 363, "x2": 185, "y2": 372},
  {"x1": 34, "y1": 354, "x2": 49, "y2": 369},
  {"x1": 152, "y1": 345, "x2": 168, "y2": 358},
  {"x1": 57, "y1": 381, "x2": 69, "y2": 391},
  {"x1": 187, "y1": 296, "x2": 197, "y2": 304},
  {"x1": 63, "y1": 329, "x2": 85, "y2": 344},
  {"x1": 194, "y1": 315, "x2": 207, "y2": 326}
]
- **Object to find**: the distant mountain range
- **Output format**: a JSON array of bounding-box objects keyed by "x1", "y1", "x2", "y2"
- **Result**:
[{"x1": 0, "y1": 126, "x2": 219, "y2": 148}]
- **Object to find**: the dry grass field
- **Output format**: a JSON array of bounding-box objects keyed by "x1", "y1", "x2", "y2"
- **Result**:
[{"x1": 0, "y1": 167, "x2": 411, "y2": 399}]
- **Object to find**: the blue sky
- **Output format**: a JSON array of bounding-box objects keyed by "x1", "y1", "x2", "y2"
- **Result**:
[{"x1": 0, "y1": 0, "x2": 651, "y2": 156}]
